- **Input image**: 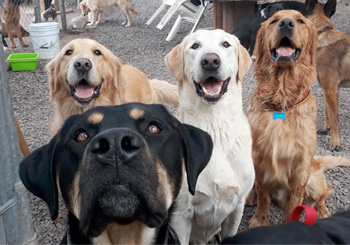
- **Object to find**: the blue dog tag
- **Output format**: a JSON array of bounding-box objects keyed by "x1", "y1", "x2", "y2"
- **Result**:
[{"x1": 273, "y1": 112, "x2": 285, "y2": 120}]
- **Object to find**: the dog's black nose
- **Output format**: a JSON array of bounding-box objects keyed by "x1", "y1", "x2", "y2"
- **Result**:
[
  {"x1": 89, "y1": 129, "x2": 144, "y2": 163},
  {"x1": 201, "y1": 53, "x2": 221, "y2": 71},
  {"x1": 279, "y1": 18, "x2": 295, "y2": 31},
  {"x1": 74, "y1": 58, "x2": 92, "y2": 72}
]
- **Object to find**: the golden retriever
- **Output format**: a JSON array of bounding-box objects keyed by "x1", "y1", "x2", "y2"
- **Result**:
[
  {"x1": 306, "y1": 0, "x2": 350, "y2": 151},
  {"x1": 1, "y1": 0, "x2": 29, "y2": 48},
  {"x1": 246, "y1": 10, "x2": 350, "y2": 227},
  {"x1": 80, "y1": 0, "x2": 139, "y2": 26},
  {"x1": 47, "y1": 38, "x2": 178, "y2": 136}
]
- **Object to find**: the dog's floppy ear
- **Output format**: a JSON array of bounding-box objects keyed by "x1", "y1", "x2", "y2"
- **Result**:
[
  {"x1": 177, "y1": 123, "x2": 213, "y2": 195},
  {"x1": 305, "y1": 0, "x2": 317, "y2": 16},
  {"x1": 324, "y1": 0, "x2": 336, "y2": 18},
  {"x1": 237, "y1": 44, "x2": 252, "y2": 82},
  {"x1": 19, "y1": 136, "x2": 59, "y2": 221},
  {"x1": 165, "y1": 44, "x2": 184, "y2": 82},
  {"x1": 47, "y1": 57, "x2": 63, "y2": 100}
]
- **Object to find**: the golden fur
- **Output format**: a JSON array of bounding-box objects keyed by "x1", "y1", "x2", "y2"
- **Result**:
[
  {"x1": 246, "y1": 10, "x2": 350, "y2": 228},
  {"x1": 47, "y1": 38, "x2": 178, "y2": 136},
  {"x1": 1, "y1": 0, "x2": 29, "y2": 48},
  {"x1": 80, "y1": 0, "x2": 139, "y2": 26},
  {"x1": 306, "y1": 0, "x2": 350, "y2": 150}
]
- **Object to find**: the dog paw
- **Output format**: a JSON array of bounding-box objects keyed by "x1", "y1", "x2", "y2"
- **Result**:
[
  {"x1": 22, "y1": 44, "x2": 29, "y2": 48},
  {"x1": 329, "y1": 144, "x2": 341, "y2": 152},
  {"x1": 249, "y1": 215, "x2": 268, "y2": 228}
]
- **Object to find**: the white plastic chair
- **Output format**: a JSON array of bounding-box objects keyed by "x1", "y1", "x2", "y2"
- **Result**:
[
  {"x1": 156, "y1": 0, "x2": 208, "y2": 42},
  {"x1": 146, "y1": 0, "x2": 177, "y2": 25}
]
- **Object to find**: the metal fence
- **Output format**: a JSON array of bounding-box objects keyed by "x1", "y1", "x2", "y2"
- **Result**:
[{"x1": 0, "y1": 24, "x2": 37, "y2": 243}]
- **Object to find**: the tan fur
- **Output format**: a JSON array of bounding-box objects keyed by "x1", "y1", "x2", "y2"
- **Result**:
[
  {"x1": 93, "y1": 222, "x2": 155, "y2": 244},
  {"x1": 47, "y1": 38, "x2": 178, "y2": 136},
  {"x1": 308, "y1": 3, "x2": 350, "y2": 150},
  {"x1": 1, "y1": 0, "x2": 29, "y2": 48},
  {"x1": 246, "y1": 10, "x2": 350, "y2": 228},
  {"x1": 16, "y1": 119, "x2": 31, "y2": 158},
  {"x1": 1, "y1": 22, "x2": 29, "y2": 38},
  {"x1": 129, "y1": 108, "x2": 145, "y2": 120},
  {"x1": 80, "y1": 0, "x2": 140, "y2": 26},
  {"x1": 88, "y1": 112, "x2": 104, "y2": 124}
]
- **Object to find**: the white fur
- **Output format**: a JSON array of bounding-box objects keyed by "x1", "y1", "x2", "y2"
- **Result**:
[{"x1": 166, "y1": 29, "x2": 255, "y2": 243}]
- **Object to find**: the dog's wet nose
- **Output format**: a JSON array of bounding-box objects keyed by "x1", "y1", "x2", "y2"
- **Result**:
[
  {"x1": 201, "y1": 53, "x2": 221, "y2": 71},
  {"x1": 279, "y1": 18, "x2": 295, "y2": 31},
  {"x1": 74, "y1": 58, "x2": 92, "y2": 72},
  {"x1": 89, "y1": 129, "x2": 144, "y2": 163}
]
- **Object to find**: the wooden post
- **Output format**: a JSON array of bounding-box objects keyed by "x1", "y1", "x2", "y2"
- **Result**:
[{"x1": 213, "y1": 0, "x2": 255, "y2": 33}]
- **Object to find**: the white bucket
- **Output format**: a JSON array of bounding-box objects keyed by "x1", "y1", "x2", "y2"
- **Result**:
[{"x1": 29, "y1": 22, "x2": 60, "y2": 59}]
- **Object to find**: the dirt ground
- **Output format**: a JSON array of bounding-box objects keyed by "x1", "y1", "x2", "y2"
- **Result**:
[{"x1": 3, "y1": 0, "x2": 350, "y2": 243}]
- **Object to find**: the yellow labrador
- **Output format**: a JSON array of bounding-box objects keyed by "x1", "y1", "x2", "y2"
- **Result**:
[
  {"x1": 165, "y1": 29, "x2": 254, "y2": 243},
  {"x1": 80, "y1": 0, "x2": 139, "y2": 26}
]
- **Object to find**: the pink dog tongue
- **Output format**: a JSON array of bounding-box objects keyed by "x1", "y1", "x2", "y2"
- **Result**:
[
  {"x1": 75, "y1": 84, "x2": 94, "y2": 99},
  {"x1": 202, "y1": 78, "x2": 223, "y2": 95},
  {"x1": 277, "y1": 46, "x2": 294, "y2": 57}
]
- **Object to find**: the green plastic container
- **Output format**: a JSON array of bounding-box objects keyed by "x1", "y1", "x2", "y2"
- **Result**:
[{"x1": 7, "y1": 53, "x2": 39, "y2": 71}]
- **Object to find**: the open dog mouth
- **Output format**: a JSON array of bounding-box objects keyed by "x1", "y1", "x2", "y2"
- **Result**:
[
  {"x1": 271, "y1": 37, "x2": 301, "y2": 62},
  {"x1": 70, "y1": 79, "x2": 101, "y2": 104},
  {"x1": 194, "y1": 76, "x2": 230, "y2": 103}
]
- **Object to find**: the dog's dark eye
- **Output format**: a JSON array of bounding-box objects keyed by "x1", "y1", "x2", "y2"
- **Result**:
[
  {"x1": 191, "y1": 43, "x2": 199, "y2": 50},
  {"x1": 76, "y1": 131, "x2": 89, "y2": 142},
  {"x1": 65, "y1": 49, "x2": 73, "y2": 55},
  {"x1": 148, "y1": 124, "x2": 161, "y2": 134},
  {"x1": 94, "y1": 49, "x2": 102, "y2": 55},
  {"x1": 223, "y1": 41, "x2": 230, "y2": 48},
  {"x1": 297, "y1": 19, "x2": 304, "y2": 24},
  {"x1": 271, "y1": 19, "x2": 278, "y2": 24}
]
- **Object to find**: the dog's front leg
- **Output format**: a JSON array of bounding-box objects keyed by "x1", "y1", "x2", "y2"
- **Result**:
[
  {"x1": 249, "y1": 182, "x2": 271, "y2": 228},
  {"x1": 96, "y1": 10, "x2": 103, "y2": 25},
  {"x1": 15, "y1": 24, "x2": 29, "y2": 47},
  {"x1": 282, "y1": 175, "x2": 308, "y2": 222},
  {"x1": 120, "y1": 6, "x2": 131, "y2": 27},
  {"x1": 87, "y1": 10, "x2": 96, "y2": 25},
  {"x1": 221, "y1": 200, "x2": 245, "y2": 239},
  {"x1": 5, "y1": 22, "x2": 16, "y2": 48},
  {"x1": 170, "y1": 211, "x2": 192, "y2": 244}
]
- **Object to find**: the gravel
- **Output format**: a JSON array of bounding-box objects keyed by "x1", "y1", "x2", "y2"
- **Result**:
[{"x1": 4, "y1": 0, "x2": 350, "y2": 243}]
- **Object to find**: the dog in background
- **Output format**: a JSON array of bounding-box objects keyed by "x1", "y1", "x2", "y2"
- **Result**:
[
  {"x1": 246, "y1": 10, "x2": 350, "y2": 228},
  {"x1": 80, "y1": 0, "x2": 139, "y2": 26},
  {"x1": 41, "y1": 5, "x2": 57, "y2": 21},
  {"x1": 1, "y1": 0, "x2": 29, "y2": 48},
  {"x1": 165, "y1": 29, "x2": 254, "y2": 243},
  {"x1": 47, "y1": 39, "x2": 178, "y2": 136},
  {"x1": 19, "y1": 103, "x2": 213, "y2": 244},
  {"x1": 1, "y1": 22, "x2": 29, "y2": 37},
  {"x1": 306, "y1": 0, "x2": 350, "y2": 151},
  {"x1": 232, "y1": 1, "x2": 306, "y2": 56}
]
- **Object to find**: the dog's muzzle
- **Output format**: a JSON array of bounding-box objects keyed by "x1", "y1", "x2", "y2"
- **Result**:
[
  {"x1": 270, "y1": 18, "x2": 301, "y2": 62},
  {"x1": 70, "y1": 58, "x2": 101, "y2": 104},
  {"x1": 78, "y1": 128, "x2": 167, "y2": 236},
  {"x1": 194, "y1": 53, "x2": 230, "y2": 103}
]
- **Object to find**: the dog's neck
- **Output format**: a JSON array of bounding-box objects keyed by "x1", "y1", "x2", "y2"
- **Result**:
[{"x1": 92, "y1": 222, "x2": 155, "y2": 245}]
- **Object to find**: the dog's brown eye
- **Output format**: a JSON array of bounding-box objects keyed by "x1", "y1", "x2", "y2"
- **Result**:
[
  {"x1": 148, "y1": 124, "x2": 160, "y2": 134},
  {"x1": 76, "y1": 131, "x2": 89, "y2": 142},
  {"x1": 65, "y1": 49, "x2": 73, "y2": 55},
  {"x1": 298, "y1": 19, "x2": 304, "y2": 24},
  {"x1": 191, "y1": 43, "x2": 199, "y2": 50},
  {"x1": 94, "y1": 49, "x2": 102, "y2": 55},
  {"x1": 271, "y1": 19, "x2": 278, "y2": 24},
  {"x1": 223, "y1": 41, "x2": 230, "y2": 48}
]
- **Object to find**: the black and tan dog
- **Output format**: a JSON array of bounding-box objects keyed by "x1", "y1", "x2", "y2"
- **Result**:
[
  {"x1": 19, "y1": 103, "x2": 213, "y2": 244},
  {"x1": 306, "y1": 0, "x2": 350, "y2": 151}
]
